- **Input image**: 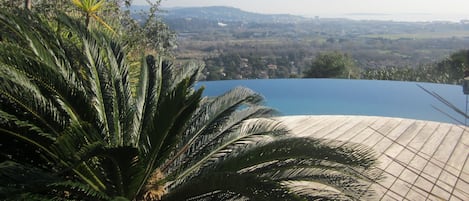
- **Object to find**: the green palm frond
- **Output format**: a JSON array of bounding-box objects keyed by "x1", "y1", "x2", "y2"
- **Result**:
[
  {"x1": 0, "y1": 64, "x2": 66, "y2": 136},
  {"x1": 0, "y1": 161, "x2": 59, "y2": 197},
  {"x1": 170, "y1": 137, "x2": 380, "y2": 200},
  {"x1": 167, "y1": 118, "x2": 287, "y2": 188},
  {"x1": 0, "y1": 11, "x2": 99, "y2": 130},
  {"x1": 164, "y1": 172, "x2": 300, "y2": 201},
  {"x1": 0, "y1": 161, "x2": 110, "y2": 201},
  {"x1": 79, "y1": 28, "x2": 135, "y2": 146},
  {"x1": 282, "y1": 180, "x2": 358, "y2": 201},
  {"x1": 132, "y1": 55, "x2": 161, "y2": 147},
  {"x1": 163, "y1": 87, "x2": 276, "y2": 174},
  {"x1": 144, "y1": 71, "x2": 203, "y2": 171},
  {"x1": 49, "y1": 180, "x2": 112, "y2": 200},
  {"x1": 105, "y1": 40, "x2": 135, "y2": 145},
  {"x1": 82, "y1": 146, "x2": 142, "y2": 198},
  {"x1": 215, "y1": 137, "x2": 378, "y2": 175},
  {"x1": 184, "y1": 87, "x2": 268, "y2": 141},
  {"x1": 264, "y1": 168, "x2": 376, "y2": 200}
]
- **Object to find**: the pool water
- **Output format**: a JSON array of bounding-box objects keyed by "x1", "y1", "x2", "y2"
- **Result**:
[{"x1": 198, "y1": 79, "x2": 467, "y2": 124}]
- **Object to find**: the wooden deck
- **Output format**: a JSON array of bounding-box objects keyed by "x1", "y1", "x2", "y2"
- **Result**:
[{"x1": 277, "y1": 115, "x2": 469, "y2": 201}]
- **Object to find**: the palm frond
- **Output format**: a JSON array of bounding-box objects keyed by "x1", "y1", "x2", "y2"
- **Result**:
[
  {"x1": 0, "y1": 161, "x2": 59, "y2": 197},
  {"x1": 132, "y1": 55, "x2": 161, "y2": 148},
  {"x1": 215, "y1": 137, "x2": 377, "y2": 174},
  {"x1": 143, "y1": 75, "x2": 203, "y2": 174},
  {"x1": 105, "y1": 40, "x2": 135, "y2": 146},
  {"x1": 169, "y1": 136, "x2": 380, "y2": 200},
  {"x1": 49, "y1": 180, "x2": 112, "y2": 200},
  {"x1": 168, "y1": 118, "x2": 286, "y2": 187},
  {"x1": 183, "y1": 87, "x2": 269, "y2": 143},
  {"x1": 0, "y1": 63, "x2": 66, "y2": 136},
  {"x1": 80, "y1": 32, "x2": 114, "y2": 142},
  {"x1": 282, "y1": 180, "x2": 358, "y2": 201},
  {"x1": 84, "y1": 146, "x2": 142, "y2": 198},
  {"x1": 50, "y1": 123, "x2": 108, "y2": 191},
  {"x1": 130, "y1": 57, "x2": 205, "y2": 199},
  {"x1": 0, "y1": 161, "x2": 108, "y2": 200},
  {"x1": 209, "y1": 137, "x2": 379, "y2": 199},
  {"x1": 0, "y1": 10, "x2": 102, "y2": 133},
  {"x1": 0, "y1": 110, "x2": 61, "y2": 170},
  {"x1": 140, "y1": 59, "x2": 203, "y2": 159},
  {"x1": 164, "y1": 87, "x2": 275, "y2": 176},
  {"x1": 164, "y1": 172, "x2": 301, "y2": 201},
  {"x1": 167, "y1": 106, "x2": 278, "y2": 175},
  {"x1": 262, "y1": 167, "x2": 376, "y2": 200}
]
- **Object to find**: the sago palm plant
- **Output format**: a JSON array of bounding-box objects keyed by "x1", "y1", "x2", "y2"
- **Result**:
[{"x1": 0, "y1": 10, "x2": 381, "y2": 200}]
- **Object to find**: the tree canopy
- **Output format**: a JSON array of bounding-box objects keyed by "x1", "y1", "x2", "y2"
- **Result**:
[{"x1": 304, "y1": 51, "x2": 359, "y2": 79}]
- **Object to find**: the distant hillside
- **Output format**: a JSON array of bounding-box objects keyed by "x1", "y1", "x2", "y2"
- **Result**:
[
  {"x1": 163, "y1": 6, "x2": 308, "y2": 23},
  {"x1": 130, "y1": 6, "x2": 308, "y2": 24}
]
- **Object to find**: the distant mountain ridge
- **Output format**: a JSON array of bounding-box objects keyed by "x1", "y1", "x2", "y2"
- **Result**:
[{"x1": 131, "y1": 6, "x2": 309, "y2": 23}]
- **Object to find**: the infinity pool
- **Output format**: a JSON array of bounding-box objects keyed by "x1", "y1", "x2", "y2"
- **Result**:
[{"x1": 199, "y1": 79, "x2": 466, "y2": 124}]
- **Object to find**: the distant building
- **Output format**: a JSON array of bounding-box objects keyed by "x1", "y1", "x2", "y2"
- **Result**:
[
  {"x1": 217, "y1": 22, "x2": 228, "y2": 27},
  {"x1": 267, "y1": 64, "x2": 277, "y2": 70},
  {"x1": 460, "y1": 19, "x2": 469, "y2": 24}
]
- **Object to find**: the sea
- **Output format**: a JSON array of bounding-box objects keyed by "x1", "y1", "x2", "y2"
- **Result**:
[{"x1": 305, "y1": 13, "x2": 469, "y2": 22}]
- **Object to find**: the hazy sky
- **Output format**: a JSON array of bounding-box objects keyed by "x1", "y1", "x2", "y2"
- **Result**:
[{"x1": 134, "y1": 0, "x2": 469, "y2": 15}]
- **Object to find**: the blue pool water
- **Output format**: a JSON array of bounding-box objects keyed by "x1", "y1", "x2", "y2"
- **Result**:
[{"x1": 198, "y1": 79, "x2": 467, "y2": 124}]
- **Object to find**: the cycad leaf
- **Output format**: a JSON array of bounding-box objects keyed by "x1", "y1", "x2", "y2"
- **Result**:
[
  {"x1": 263, "y1": 167, "x2": 377, "y2": 200},
  {"x1": 168, "y1": 118, "x2": 286, "y2": 187},
  {"x1": 165, "y1": 87, "x2": 275, "y2": 176},
  {"x1": 134, "y1": 55, "x2": 162, "y2": 152},
  {"x1": 168, "y1": 106, "x2": 277, "y2": 175},
  {"x1": 0, "y1": 161, "x2": 61, "y2": 200},
  {"x1": 282, "y1": 180, "x2": 358, "y2": 201},
  {"x1": 164, "y1": 172, "x2": 301, "y2": 201},
  {"x1": 216, "y1": 137, "x2": 377, "y2": 173}
]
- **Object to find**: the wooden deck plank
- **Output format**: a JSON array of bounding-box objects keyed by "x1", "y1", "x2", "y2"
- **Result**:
[
  {"x1": 321, "y1": 117, "x2": 365, "y2": 140},
  {"x1": 278, "y1": 115, "x2": 469, "y2": 201},
  {"x1": 349, "y1": 117, "x2": 389, "y2": 144},
  {"x1": 306, "y1": 117, "x2": 352, "y2": 138}
]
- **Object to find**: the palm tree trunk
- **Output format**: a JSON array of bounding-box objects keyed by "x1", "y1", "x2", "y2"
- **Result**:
[
  {"x1": 24, "y1": 0, "x2": 31, "y2": 10},
  {"x1": 85, "y1": 14, "x2": 90, "y2": 28}
]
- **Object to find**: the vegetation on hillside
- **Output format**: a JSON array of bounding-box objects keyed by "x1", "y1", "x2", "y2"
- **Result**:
[
  {"x1": 0, "y1": 4, "x2": 381, "y2": 201},
  {"x1": 362, "y1": 50, "x2": 469, "y2": 84},
  {"x1": 156, "y1": 6, "x2": 469, "y2": 82}
]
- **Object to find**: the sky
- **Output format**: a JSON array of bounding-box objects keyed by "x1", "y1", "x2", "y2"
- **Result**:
[{"x1": 134, "y1": 0, "x2": 469, "y2": 21}]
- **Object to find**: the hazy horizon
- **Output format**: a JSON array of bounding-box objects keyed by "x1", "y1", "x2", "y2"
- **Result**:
[{"x1": 133, "y1": 0, "x2": 469, "y2": 22}]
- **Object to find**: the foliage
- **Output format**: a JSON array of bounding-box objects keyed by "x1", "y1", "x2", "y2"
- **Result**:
[
  {"x1": 435, "y1": 49, "x2": 469, "y2": 83},
  {"x1": 0, "y1": 9, "x2": 381, "y2": 200},
  {"x1": 0, "y1": 0, "x2": 175, "y2": 58},
  {"x1": 361, "y1": 65, "x2": 451, "y2": 83},
  {"x1": 362, "y1": 49, "x2": 469, "y2": 84},
  {"x1": 203, "y1": 53, "x2": 297, "y2": 80},
  {"x1": 304, "y1": 51, "x2": 359, "y2": 79}
]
